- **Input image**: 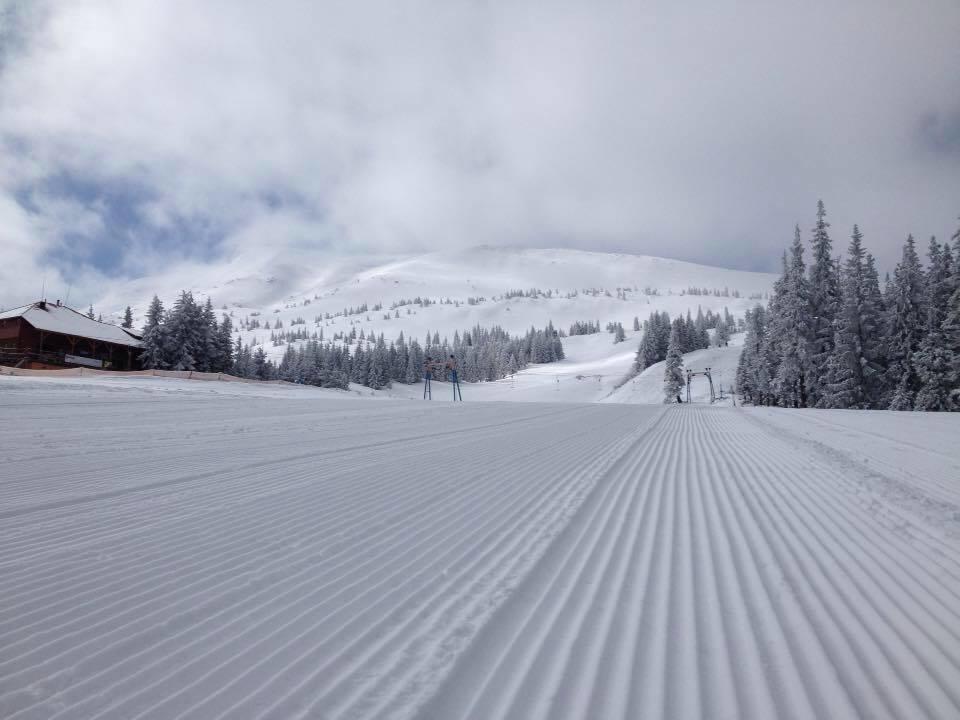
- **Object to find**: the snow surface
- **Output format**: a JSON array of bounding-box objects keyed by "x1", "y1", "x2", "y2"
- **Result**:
[{"x1": 2, "y1": 376, "x2": 959, "y2": 719}]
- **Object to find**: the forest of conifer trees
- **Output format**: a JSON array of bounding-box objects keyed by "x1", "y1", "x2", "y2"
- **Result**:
[
  {"x1": 138, "y1": 292, "x2": 564, "y2": 391},
  {"x1": 634, "y1": 307, "x2": 737, "y2": 373},
  {"x1": 736, "y1": 202, "x2": 960, "y2": 411}
]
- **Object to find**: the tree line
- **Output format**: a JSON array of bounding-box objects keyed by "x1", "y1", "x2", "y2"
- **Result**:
[
  {"x1": 634, "y1": 307, "x2": 737, "y2": 373},
  {"x1": 275, "y1": 323, "x2": 564, "y2": 389},
  {"x1": 140, "y1": 292, "x2": 235, "y2": 373},
  {"x1": 139, "y1": 292, "x2": 565, "y2": 390},
  {"x1": 736, "y1": 201, "x2": 960, "y2": 410}
]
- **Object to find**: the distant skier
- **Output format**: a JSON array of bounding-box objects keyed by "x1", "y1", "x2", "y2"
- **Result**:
[
  {"x1": 423, "y1": 357, "x2": 433, "y2": 400},
  {"x1": 446, "y1": 355, "x2": 462, "y2": 401}
]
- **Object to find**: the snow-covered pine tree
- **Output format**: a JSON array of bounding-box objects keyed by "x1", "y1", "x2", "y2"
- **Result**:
[
  {"x1": 299, "y1": 342, "x2": 319, "y2": 385},
  {"x1": 352, "y1": 345, "x2": 370, "y2": 384},
  {"x1": 166, "y1": 291, "x2": 202, "y2": 371},
  {"x1": 634, "y1": 321, "x2": 657, "y2": 372},
  {"x1": 807, "y1": 200, "x2": 841, "y2": 406},
  {"x1": 694, "y1": 307, "x2": 710, "y2": 348},
  {"x1": 821, "y1": 226, "x2": 885, "y2": 408},
  {"x1": 736, "y1": 305, "x2": 771, "y2": 404},
  {"x1": 405, "y1": 341, "x2": 422, "y2": 383},
  {"x1": 663, "y1": 322, "x2": 685, "y2": 403},
  {"x1": 862, "y1": 253, "x2": 888, "y2": 403},
  {"x1": 278, "y1": 345, "x2": 298, "y2": 381},
  {"x1": 942, "y1": 286, "x2": 960, "y2": 410},
  {"x1": 714, "y1": 319, "x2": 731, "y2": 347},
  {"x1": 944, "y1": 222, "x2": 960, "y2": 408},
  {"x1": 767, "y1": 226, "x2": 813, "y2": 407},
  {"x1": 682, "y1": 310, "x2": 694, "y2": 352},
  {"x1": 216, "y1": 314, "x2": 234, "y2": 373},
  {"x1": 122, "y1": 306, "x2": 133, "y2": 329},
  {"x1": 86, "y1": 305, "x2": 95, "y2": 320},
  {"x1": 613, "y1": 323, "x2": 626, "y2": 344},
  {"x1": 393, "y1": 332, "x2": 408, "y2": 382},
  {"x1": 139, "y1": 295, "x2": 168, "y2": 369},
  {"x1": 633, "y1": 316, "x2": 640, "y2": 331},
  {"x1": 197, "y1": 297, "x2": 218, "y2": 373},
  {"x1": 252, "y1": 346, "x2": 270, "y2": 380},
  {"x1": 885, "y1": 235, "x2": 927, "y2": 410},
  {"x1": 367, "y1": 335, "x2": 391, "y2": 389},
  {"x1": 914, "y1": 237, "x2": 956, "y2": 410}
]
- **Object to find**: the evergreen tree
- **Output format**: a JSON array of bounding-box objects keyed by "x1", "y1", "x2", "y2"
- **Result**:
[
  {"x1": 216, "y1": 314, "x2": 235, "y2": 373},
  {"x1": 633, "y1": 311, "x2": 671, "y2": 372},
  {"x1": 634, "y1": 322, "x2": 658, "y2": 372},
  {"x1": 807, "y1": 200, "x2": 841, "y2": 405},
  {"x1": 682, "y1": 310, "x2": 695, "y2": 352},
  {"x1": 770, "y1": 226, "x2": 812, "y2": 407},
  {"x1": 663, "y1": 323, "x2": 685, "y2": 403},
  {"x1": 694, "y1": 307, "x2": 710, "y2": 349},
  {"x1": 139, "y1": 295, "x2": 167, "y2": 369},
  {"x1": 198, "y1": 297, "x2": 218, "y2": 372},
  {"x1": 613, "y1": 322, "x2": 626, "y2": 344},
  {"x1": 278, "y1": 345, "x2": 298, "y2": 381},
  {"x1": 86, "y1": 305, "x2": 95, "y2": 320},
  {"x1": 122, "y1": 306, "x2": 133, "y2": 329},
  {"x1": 166, "y1": 291, "x2": 202, "y2": 371},
  {"x1": 367, "y1": 335, "x2": 391, "y2": 389},
  {"x1": 914, "y1": 237, "x2": 956, "y2": 409},
  {"x1": 944, "y1": 222, "x2": 960, "y2": 408},
  {"x1": 885, "y1": 235, "x2": 927, "y2": 409},
  {"x1": 736, "y1": 306, "x2": 771, "y2": 404},
  {"x1": 715, "y1": 320, "x2": 731, "y2": 347},
  {"x1": 821, "y1": 226, "x2": 884, "y2": 408},
  {"x1": 942, "y1": 286, "x2": 960, "y2": 409},
  {"x1": 252, "y1": 346, "x2": 270, "y2": 380},
  {"x1": 405, "y1": 341, "x2": 423, "y2": 383}
]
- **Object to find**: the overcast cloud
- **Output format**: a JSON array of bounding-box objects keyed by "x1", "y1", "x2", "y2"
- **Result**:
[{"x1": 1, "y1": 0, "x2": 959, "y2": 308}]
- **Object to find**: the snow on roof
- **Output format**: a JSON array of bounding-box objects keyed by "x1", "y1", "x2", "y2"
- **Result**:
[{"x1": 0, "y1": 302, "x2": 142, "y2": 347}]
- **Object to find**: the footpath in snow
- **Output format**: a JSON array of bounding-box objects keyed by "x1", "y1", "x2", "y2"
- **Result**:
[{"x1": 1, "y1": 377, "x2": 959, "y2": 719}]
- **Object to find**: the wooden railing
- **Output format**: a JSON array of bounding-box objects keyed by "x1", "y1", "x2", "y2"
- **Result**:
[{"x1": 0, "y1": 349, "x2": 71, "y2": 368}]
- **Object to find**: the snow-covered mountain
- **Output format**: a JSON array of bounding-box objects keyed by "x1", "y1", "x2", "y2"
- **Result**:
[
  {"x1": 94, "y1": 247, "x2": 775, "y2": 401},
  {"x1": 104, "y1": 247, "x2": 773, "y2": 346}
]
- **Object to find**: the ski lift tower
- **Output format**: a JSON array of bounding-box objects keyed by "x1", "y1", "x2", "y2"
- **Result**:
[{"x1": 685, "y1": 366, "x2": 716, "y2": 404}]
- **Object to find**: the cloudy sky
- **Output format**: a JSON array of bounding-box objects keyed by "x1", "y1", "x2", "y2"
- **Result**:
[{"x1": 1, "y1": 0, "x2": 958, "y2": 309}]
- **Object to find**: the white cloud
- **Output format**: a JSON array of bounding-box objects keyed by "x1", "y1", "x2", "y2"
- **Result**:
[{"x1": 0, "y1": 0, "x2": 958, "y2": 309}]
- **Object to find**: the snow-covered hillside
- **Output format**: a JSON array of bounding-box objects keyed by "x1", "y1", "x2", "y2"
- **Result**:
[
  {"x1": 225, "y1": 248, "x2": 770, "y2": 357},
  {"x1": 99, "y1": 248, "x2": 774, "y2": 332},
  {"x1": 95, "y1": 247, "x2": 774, "y2": 399},
  {"x1": 2, "y1": 377, "x2": 959, "y2": 719}
]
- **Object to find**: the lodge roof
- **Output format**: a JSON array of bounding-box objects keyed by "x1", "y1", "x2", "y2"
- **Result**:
[{"x1": 0, "y1": 301, "x2": 142, "y2": 348}]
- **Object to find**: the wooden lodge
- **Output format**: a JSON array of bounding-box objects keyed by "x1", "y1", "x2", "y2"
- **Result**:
[{"x1": 0, "y1": 300, "x2": 142, "y2": 370}]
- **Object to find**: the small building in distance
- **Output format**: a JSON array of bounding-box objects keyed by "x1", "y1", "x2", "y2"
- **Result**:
[{"x1": 0, "y1": 300, "x2": 142, "y2": 370}]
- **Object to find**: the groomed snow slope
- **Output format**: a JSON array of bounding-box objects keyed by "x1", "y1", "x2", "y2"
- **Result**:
[{"x1": 2, "y1": 378, "x2": 959, "y2": 719}]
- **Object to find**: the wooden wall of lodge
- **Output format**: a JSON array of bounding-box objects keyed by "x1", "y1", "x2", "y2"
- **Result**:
[
  {"x1": 0, "y1": 317, "x2": 138, "y2": 370},
  {"x1": 0, "y1": 317, "x2": 19, "y2": 346}
]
